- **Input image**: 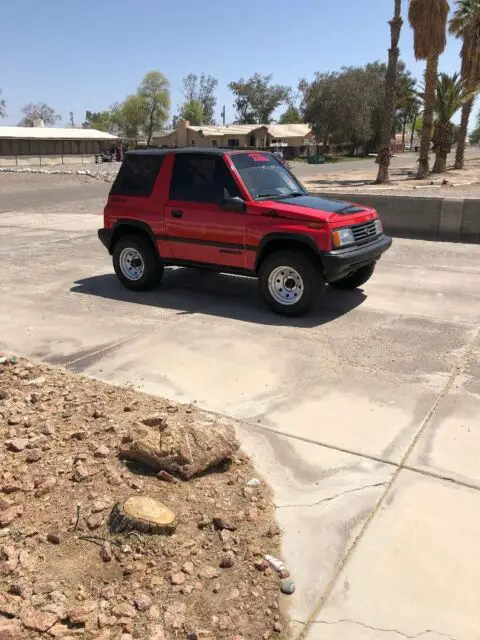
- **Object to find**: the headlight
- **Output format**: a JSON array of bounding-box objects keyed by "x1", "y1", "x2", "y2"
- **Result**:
[
  {"x1": 374, "y1": 218, "x2": 383, "y2": 234},
  {"x1": 332, "y1": 227, "x2": 355, "y2": 248}
]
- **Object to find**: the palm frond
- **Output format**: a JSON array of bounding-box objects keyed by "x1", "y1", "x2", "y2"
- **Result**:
[
  {"x1": 435, "y1": 72, "x2": 475, "y2": 120},
  {"x1": 409, "y1": 0, "x2": 451, "y2": 60}
]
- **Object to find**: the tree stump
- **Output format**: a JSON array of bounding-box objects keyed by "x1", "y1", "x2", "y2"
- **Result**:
[{"x1": 108, "y1": 496, "x2": 177, "y2": 535}]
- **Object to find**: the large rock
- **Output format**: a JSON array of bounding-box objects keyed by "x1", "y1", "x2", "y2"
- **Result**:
[{"x1": 120, "y1": 417, "x2": 239, "y2": 479}]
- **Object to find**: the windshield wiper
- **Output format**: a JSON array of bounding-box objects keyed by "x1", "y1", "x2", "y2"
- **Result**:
[
  {"x1": 254, "y1": 192, "x2": 280, "y2": 199},
  {"x1": 254, "y1": 191, "x2": 305, "y2": 200},
  {"x1": 276, "y1": 191, "x2": 305, "y2": 199}
]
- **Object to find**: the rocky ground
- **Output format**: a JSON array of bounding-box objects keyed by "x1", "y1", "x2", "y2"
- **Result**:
[
  {"x1": 0, "y1": 357, "x2": 289, "y2": 640},
  {"x1": 0, "y1": 163, "x2": 119, "y2": 191},
  {"x1": 303, "y1": 154, "x2": 480, "y2": 198}
]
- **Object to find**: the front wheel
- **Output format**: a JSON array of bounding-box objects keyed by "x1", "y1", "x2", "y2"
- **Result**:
[
  {"x1": 329, "y1": 263, "x2": 375, "y2": 290},
  {"x1": 259, "y1": 251, "x2": 325, "y2": 316},
  {"x1": 112, "y1": 235, "x2": 164, "y2": 291}
]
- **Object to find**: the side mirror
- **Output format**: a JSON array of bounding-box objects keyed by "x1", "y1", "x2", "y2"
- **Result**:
[{"x1": 222, "y1": 196, "x2": 245, "y2": 212}]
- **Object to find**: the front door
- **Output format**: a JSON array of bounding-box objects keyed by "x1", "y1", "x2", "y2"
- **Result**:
[{"x1": 165, "y1": 153, "x2": 247, "y2": 268}]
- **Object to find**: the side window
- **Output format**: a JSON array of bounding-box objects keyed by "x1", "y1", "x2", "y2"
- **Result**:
[
  {"x1": 169, "y1": 154, "x2": 242, "y2": 203},
  {"x1": 110, "y1": 154, "x2": 164, "y2": 197}
]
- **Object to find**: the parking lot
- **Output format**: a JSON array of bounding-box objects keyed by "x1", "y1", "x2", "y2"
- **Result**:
[{"x1": 1, "y1": 194, "x2": 480, "y2": 638}]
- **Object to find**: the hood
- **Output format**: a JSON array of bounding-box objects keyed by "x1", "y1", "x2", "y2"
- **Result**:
[{"x1": 253, "y1": 194, "x2": 377, "y2": 224}]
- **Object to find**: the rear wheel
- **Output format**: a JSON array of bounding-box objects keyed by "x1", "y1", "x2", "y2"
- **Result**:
[
  {"x1": 329, "y1": 263, "x2": 375, "y2": 290},
  {"x1": 259, "y1": 251, "x2": 325, "y2": 316},
  {"x1": 112, "y1": 235, "x2": 163, "y2": 291}
]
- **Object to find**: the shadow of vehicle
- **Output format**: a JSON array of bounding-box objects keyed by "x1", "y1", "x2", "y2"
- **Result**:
[{"x1": 71, "y1": 267, "x2": 366, "y2": 329}]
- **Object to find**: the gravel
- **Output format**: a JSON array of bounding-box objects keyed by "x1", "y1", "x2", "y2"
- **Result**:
[
  {"x1": 0, "y1": 356, "x2": 289, "y2": 639},
  {"x1": 0, "y1": 162, "x2": 120, "y2": 184}
]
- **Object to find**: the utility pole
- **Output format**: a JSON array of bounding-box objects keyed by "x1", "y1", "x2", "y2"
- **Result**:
[{"x1": 221, "y1": 105, "x2": 226, "y2": 126}]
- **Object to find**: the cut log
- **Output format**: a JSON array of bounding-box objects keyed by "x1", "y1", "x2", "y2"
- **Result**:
[{"x1": 108, "y1": 496, "x2": 177, "y2": 536}]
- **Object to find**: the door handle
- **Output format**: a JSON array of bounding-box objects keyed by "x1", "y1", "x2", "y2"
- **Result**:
[{"x1": 171, "y1": 210, "x2": 183, "y2": 219}]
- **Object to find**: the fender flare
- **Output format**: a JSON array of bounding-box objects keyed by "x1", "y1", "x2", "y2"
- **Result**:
[
  {"x1": 255, "y1": 232, "x2": 321, "y2": 270},
  {"x1": 109, "y1": 219, "x2": 158, "y2": 255}
]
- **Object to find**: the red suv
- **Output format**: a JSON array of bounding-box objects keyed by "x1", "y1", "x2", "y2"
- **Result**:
[{"x1": 98, "y1": 149, "x2": 391, "y2": 316}]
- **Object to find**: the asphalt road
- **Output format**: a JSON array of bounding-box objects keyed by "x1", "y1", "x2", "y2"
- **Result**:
[
  {"x1": 0, "y1": 182, "x2": 109, "y2": 213},
  {"x1": 1, "y1": 208, "x2": 479, "y2": 640}
]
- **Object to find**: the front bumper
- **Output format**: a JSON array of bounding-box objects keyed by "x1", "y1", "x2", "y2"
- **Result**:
[
  {"x1": 322, "y1": 234, "x2": 392, "y2": 282},
  {"x1": 98, "y1": 228, "x2": 113, "y2": 252}
]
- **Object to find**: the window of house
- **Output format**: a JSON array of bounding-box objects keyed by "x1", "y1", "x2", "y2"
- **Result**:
[
  {"x1": 0, "y1": 140, "x2": 12, "y2": 155},
  {"x1": 110, "y1": 154, "x2": 165, "y2": 197},
  {"x1": 169, "y1": 153, "x2": 242, "y2": 203},
  {"x1": 211, "y1": 140, "x2": 218, "y2": 147},
  {"x1": 227, "y1": 138, "x2": 239, "y2": 148}
]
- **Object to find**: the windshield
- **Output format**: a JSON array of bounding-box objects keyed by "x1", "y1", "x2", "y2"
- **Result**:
[{"x1": 230, "y1": 152, "x2": 306, "y2": 200}]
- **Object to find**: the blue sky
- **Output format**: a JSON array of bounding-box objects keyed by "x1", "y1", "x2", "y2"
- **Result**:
[{"x1": 0, "y1": 0, "x2": 465, "y2": 127}]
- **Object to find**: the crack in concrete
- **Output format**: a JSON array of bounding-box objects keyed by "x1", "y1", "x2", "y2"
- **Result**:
[
  {"x1": 277, "y1": 481, "x2": 389, "y2": 509},
  {"x1": 301, "y1": 618, "x2": 457, "y2": 640},
  {"x1": 297, "y1": 326, "x2": 480, "y2": 640}
]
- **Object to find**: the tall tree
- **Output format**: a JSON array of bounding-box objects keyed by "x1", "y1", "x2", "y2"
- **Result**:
[
  {"x1": 301, "y1": 62, "x2": 414, "y2": 155},
  {"x1": 19, "y1": 102, "x2": 61, "y2": 126},
  {"x1": 408, "y1": 0, "x2": 450, "y2": 179},
  {"x1": 0, "y1": 90, "x2": 6, "y2": 118},
  {"x1": 179, "y1": 99, "x2": 204, "y2": 125},
  {"x1": 138, "y1": 71, "x2": 170, "y2": 145},
  {"x1": 449, "y1": 0, "x2": 480, "y2": 168},
  {"x1": 430, "y1": 72, "x2": 473, "y2": 170},
  {"x1": 229, "y1": 74, "x2": 290, "y2": 124},
  {"x1": 116, "y1": 95, "x2": 149, "y2": 138},
  {"x1": 376, "y1": 0, "x2": 403, "y2": 183},
  {"x1": 278, "y1": 105, "x2": 303, "y2": 124},
  {"x1": 82, "y1": 110, "x2": 121, "y2": 135},
  {"x1": 181, "y1": 73, "x2": 218, "y2": 125}
]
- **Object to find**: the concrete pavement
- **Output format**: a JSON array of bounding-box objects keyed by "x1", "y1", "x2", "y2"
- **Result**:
[{"x1": 1, "y1": 207, "x2": 479, "y2": 639}]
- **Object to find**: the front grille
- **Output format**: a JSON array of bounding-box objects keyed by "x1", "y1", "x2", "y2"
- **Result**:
[{"x1": 351, "y1": 220, "x2": 377, "y2": 244}]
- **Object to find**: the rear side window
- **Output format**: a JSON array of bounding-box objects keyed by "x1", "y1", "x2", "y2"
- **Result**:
[
  {"x1": 169, "y1": 153, "x2": 242, "y2": 203},
  {"x1": 110, "y1": 154, "x2": 164, "y2": 197}
]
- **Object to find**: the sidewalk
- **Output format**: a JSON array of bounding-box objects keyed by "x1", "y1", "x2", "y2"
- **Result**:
[{"x1": 1, "y1": 210, "x2": 480, "y2": 639}]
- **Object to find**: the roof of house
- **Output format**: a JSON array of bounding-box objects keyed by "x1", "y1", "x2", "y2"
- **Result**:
[
  {"x1": 0, "y1": 126, "x2": 119, "y2": 140},
  {"x1": 189, "y1": 123, "x2": 312, "y2": 139},
  {"x1": 188, "y1": 124, "x2": 266, "y2": 137},
  {"x1": 152, "y1": 129, "x2": 174, "y2": 139},
  {"x1": 266, "y1": 124, "x2": 312, "y2": 139}
]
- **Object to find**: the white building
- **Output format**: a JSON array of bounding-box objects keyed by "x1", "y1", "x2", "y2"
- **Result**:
[{"x1": 0, "y1": 122, "x2": 119, "y2": 167}]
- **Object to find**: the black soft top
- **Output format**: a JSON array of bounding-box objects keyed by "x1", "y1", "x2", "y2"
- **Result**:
[{"x1": 126, "y1": 147, "x2": 272, "y2": 157}]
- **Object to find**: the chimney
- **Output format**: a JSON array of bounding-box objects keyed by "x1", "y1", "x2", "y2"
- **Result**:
[
  {"x1": 33, "y1": 119, "x2": 45, "y2": 128},
  {"x1": 176, "y1": 119, "x2": 189, "y2": 148}
]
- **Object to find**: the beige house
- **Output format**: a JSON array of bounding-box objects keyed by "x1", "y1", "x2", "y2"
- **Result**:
[{"x1": 151, "y1": 120, "x2": 315, "y2": 158}]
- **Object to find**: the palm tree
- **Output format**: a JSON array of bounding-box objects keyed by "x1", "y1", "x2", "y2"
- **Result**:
[
  {"x1": 431, "y1": 72, "x2": 473, "y2": 171},
  {"x1": 408, "y1": 0, "x2": 450, "y2": 178},
  {"x1": 449, "y1": 0, "x2": 480, "y2": 168},
  {"x1": 376, "y1": 0, "x2": 403, "y2": 183}
]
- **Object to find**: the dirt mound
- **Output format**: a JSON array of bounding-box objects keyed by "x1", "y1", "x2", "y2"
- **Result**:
[{"x1": 0, "y1": 357, "x2": 287, "y2": 639}]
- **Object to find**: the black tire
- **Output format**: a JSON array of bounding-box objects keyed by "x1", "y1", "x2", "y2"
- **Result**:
[
  {"x1": 112, "y1": 235, "x2": 163, "y2": 291},
  {"x1": 329, "y1": 263, "x2": 375, "y2": 290},
  {"x1": 258, "y1": 250, "x2": 325, "y2": 316}
]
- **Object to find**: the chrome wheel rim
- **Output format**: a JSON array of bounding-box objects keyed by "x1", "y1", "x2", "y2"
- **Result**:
[
  {"x1": 268, "y1": 265, "x2": 304, "y2": 305},
  {"x1": 119, "y1": 247, "x2": 144, "y2": 281}
]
